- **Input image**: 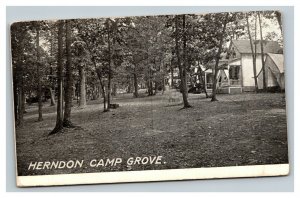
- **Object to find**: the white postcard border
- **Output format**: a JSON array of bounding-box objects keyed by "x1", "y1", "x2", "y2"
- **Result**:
[{"x1": 17, "y1": 164, "x2": 289, "y2": 187}]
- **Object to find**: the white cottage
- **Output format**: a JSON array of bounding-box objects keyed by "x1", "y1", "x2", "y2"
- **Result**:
[{"x1": 218, "y1": 40, "x2": 283, "y2": 94}]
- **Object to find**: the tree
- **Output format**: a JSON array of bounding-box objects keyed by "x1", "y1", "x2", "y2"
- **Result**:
[
  {"x1": 63, "y1": 20, "x2": 75, "y2": 127},
  {"x1": 11, "y1": 22, "x2": 37, "y2": 126},
  {"x1": 172, "y1": 14, "x2": 212, "y2": 98},
  {"x1": 72, "y1": 40, "x2": 89, "y2": 108},
  {"x1": 211, "y1": 13, "x2": 229, "y2": 102},
  {"x1": 49, "y1": 20, "x2": 64, "y2": 135},
  {"x1": 79, "y1": 65, "x2": 87, "y2": 107},
  {"x1": 75, "y1": 19, "x2": 110, "y2": 112},
  {"x1": 196, "y1": 62, "x2": 209, "y2": 98},
  {"x1": 48, "y1": 24, "x2": 57, "y2": 106},
  {"x1": 106, "y1": 17, "x2": 139, "y2": 100},
  {"x1": 174, "y1": 15, "x2": 192, "y2": 108},
  {"x1": 263, "y1": 11, "x2": 282, "y2": 34},
  {"x1": 106, "y1": 19, "x2": 113, "y2": 110},
  {"x1": 246, "y1": 12, "x2": 258, "y2": 92},
  {"x1": 121, "y1": 16, "x2": 172, "y2": 98},
  {"x1": 35, "y1": 23, "x2": 43, "y2": 121},
  {"x1": 258, "y1": 12, "x2": 267, "y2": 91},
  {"x1": 11, "y1": 23, "x2": 26, "y2": 126},
  {"x1": 122, "y1": 17, "x2": 146, "y2": 98},
  {"x1": 181, "y1": 15, "x2": 192, "y2": 107}
]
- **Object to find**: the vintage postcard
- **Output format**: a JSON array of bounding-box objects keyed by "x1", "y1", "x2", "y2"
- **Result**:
[{"x1": 11, "y1": 10, "x2": 289, "y2": 187}]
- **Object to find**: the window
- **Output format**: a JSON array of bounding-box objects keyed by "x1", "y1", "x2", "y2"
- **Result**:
[
  {"x1": 232, "y1": 51, "x2": 236, "y2": 58},
  {"x1": 229, "y1": 66, "x2": 240, "y2": 80}
]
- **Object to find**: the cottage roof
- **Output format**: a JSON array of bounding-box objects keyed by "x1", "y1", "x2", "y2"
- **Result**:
[
  {"x1": 266, "y1": 53, "x2": 284, "y2": 73},
  {"x1": 231, "y1": 40, "x2": 282, "y2": 54}
]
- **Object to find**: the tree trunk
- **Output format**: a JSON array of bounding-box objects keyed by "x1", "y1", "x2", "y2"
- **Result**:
[
  {"x1": 98, "y1": 85, "x2": 101, "y2": 99},
  {"x1": 36, "y1": 25, "x2": 43, "y2": 121},
  {"x1": 63, "y1": 20, "x2": 75, "y2": 127},
  {"x1": 102, "y1": 84, "x2": 107, "y2": 111},
  {"x1": 127, "y1": 77, "x2": 132, "y2": 93},
  {"x1": 79, "y1": 66, "x2": 87, "y2": 108},
  {"x1": 107, "y1": 72, "x2": 111, "y2": 111},
  {"x1": 258, "y1": 12, "x2": 267, "y2": 91},
  {"x1": 176, "y1": 15, "x2": 191, "y2": 108},
  {"x1": 162, "y1": 75, "x2": 165, "y2": 95},
  {"x1": 107, "y1": 21, "x2": 112, "y2": 111},
  {"x1": 133, "y1": 70, "x2": 138, "y2": 98},
  {"x1": 200, "y1": 73, "x2": 209, "y2": 98},
  {"x1": 49, "y1": 37, "x2": 56, "y2": 106},
  {"x1": 211, "y1": 13, "x2": 229, "y2": 102},
  {"x1": 49, "y1": 87, "x2": 56, "y2": 106},
  {"x1": 72, "y1": 82, "x2": 76, "y2": 99},
  {"x1": 112, "y1": 83, "x2": 117, "y2": 97},
  {"x1": 181, "y1": 15, "x2": 191, "y2": 107},
  {"x1": 96, "y1": 69, "x2": 108, "y2": 112},
  {"x1": 17, "y1": 86, "x2": 24, "y2": 127},
  {"x1": 175, "y1": 16, "x2": 182, "y2": 91},
  {"x1": 197, "y1": 62, "x2": 209, "y2": 98},
  {"x1": 170, "y1": 65, "x2": 174, "y2": 88},
  {"x1": 246, "y1": 13, "x2": 258, "y2": 92},
  {"x1": 154, "y1": 81, "x2": 158, "y2": 95},
  {"x1": 78, "y1": 26, "x2": 108, "y2": 112},
  {"x1": 148, "y1": 79, "x2": 153, "y2": 96},
  {"x1": 254, "y1": 13, "x2": 258, "y2": 89},
  {"x1": 92, "y1": 85, "x2": 98, "y2": 99},
  {"x1": 50, "y1": 20, "x2": 64, "y2": 135},
  {"x1": 22, "y1": 90, "x2": 26, "y2": 114},
  {"x1": 148, "y1": 69, "x2": 153, "y2": 96},
  {"x1": 15, "y1": 38, "x2": 25, "y2": 126}
]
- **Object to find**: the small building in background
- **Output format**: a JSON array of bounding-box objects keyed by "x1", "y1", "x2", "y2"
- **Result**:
[
  {"x1": 221, "y1": 39, "x2": 283, "y2": 94},
  {"x1": 169, "y1": 40, "x2": 284, "y2": 94},
  {"x1": 257, "y1": 53, "x2": 285, "y2": 91}
]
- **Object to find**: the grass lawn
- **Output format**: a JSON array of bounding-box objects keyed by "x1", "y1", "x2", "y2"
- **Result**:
[{"x1": 15, "y1": 90, "x2": 289, "y2": 176}]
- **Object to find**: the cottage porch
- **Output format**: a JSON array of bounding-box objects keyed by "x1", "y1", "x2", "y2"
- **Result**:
[{"x1": 204, "y1": 64, "x2": 243, "y2": 94}]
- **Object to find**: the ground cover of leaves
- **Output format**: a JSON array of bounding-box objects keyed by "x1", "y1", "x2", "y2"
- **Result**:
[{"x1": 15, "y1": 90, "x2": 289, "y2": 176}]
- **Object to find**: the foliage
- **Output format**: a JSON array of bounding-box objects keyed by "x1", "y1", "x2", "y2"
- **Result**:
[{"x1": 11, "y1": 11, "x2": 283, "y2": 119}]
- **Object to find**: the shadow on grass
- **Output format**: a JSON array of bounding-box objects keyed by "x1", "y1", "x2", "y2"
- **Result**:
[
  {"x1": 188, "y1": 96, "x2": 210, "y2": 101},
  {"x1": 178, "y1": 105, "x2": 193, "y2": 111},
  {"x1": 164, "y1": 103, "x2": 183, "y2": 108}
]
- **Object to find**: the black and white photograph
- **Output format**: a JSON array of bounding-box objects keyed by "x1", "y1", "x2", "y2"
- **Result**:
[{"x1": 11, "y1": 10, "x2": 289, "y2": 187}]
